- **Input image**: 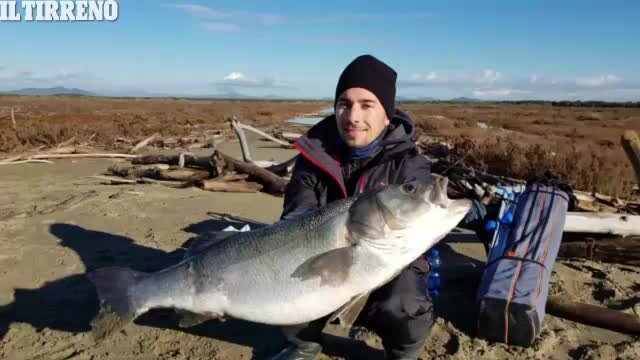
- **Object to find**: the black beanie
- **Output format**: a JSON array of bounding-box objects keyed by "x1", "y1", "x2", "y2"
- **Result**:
[{"x1": 334, "y1": 54, "x2": 397, "y2": 120}]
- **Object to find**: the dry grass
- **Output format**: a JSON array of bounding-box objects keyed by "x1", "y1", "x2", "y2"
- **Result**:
[
  {"x1": 403, "y1": 102, "x2": 640, "y2": 196},
  {"x1": 2, "y1": 96, "x2": 640, "y2": 195},
  {"x1": 0, "y1": 96, "x2": 327, "y2": 153}
]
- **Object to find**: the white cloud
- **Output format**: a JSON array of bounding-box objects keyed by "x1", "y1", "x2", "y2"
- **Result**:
[
  {"x1": 171, "y1": 4, "x2": 231, "y2": 18},
  {"x1": 478, "y1": 69, "x2": 502, "y2": 84},
  {"x1": 201, "y1": 22, "x2": 240, "y2": 32},
  {"x1": 224, "y1": 72, "x2": 245, "y2": 81},
  {"x1": 472, "y1": 88, "x2": 530, "y2": 97},
  {"x1": 575, "y1": 75, "x2": 621, "y2": 88},
  {"x1": 213, "y1": 73, "x2": 293, "y2": 92}
]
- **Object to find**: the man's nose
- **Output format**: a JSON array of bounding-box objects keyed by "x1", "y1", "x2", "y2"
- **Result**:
[{"x1": 347, "y1": 106, "x2": 362, "y2": 123}]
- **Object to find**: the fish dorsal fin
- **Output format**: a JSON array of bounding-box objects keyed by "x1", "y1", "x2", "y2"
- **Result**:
[
  {"x1": 291, "y1": 247, "x2": 355, "y2": 287},
  {"x1": 328, "y1": 291, "x2": 371, "y2": 329}
]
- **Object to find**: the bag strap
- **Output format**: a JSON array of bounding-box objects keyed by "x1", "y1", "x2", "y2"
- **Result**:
[{"x1": 485, "y1": 255, "x2": 548, "y2": 272}]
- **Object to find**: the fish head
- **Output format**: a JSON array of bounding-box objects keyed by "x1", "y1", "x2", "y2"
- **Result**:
[{"x1": 347, "y1": 175, "x2": 472, "y2": 255}]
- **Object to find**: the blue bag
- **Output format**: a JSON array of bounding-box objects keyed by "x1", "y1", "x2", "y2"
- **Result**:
[{"x1": 476, "y1": 183, "x2": 569, "y2": 347}]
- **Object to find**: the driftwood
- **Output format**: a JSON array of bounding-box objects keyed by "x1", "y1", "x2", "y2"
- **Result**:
[
  {"x1": 622, "y1": 130, "x2": 640, "y2": 186},
  {"x1": 130, "y1": 133, "x2": 161, "y2": 154},
  {"x1": 222, "y1": 174, "x2": 250, "y2": 182},
  {"x1": 89, "y1": 175, "x2": 138, "y2": 185},
  {"x1": 0, "y1": 160, "x2": 54, "y2": 165},
  {"x1": 281, "y1": 132, "x2": 302, "y2": 141},
  {"x1": 58, "y1": 137, "x2": 77, "y2": 147},
  {"x1": 30, "y1": 153, "x2": 138, "y2": 160},
  {"x1": 230, "y1": 118, "x2": 253, "y2": 163},
  {"x1": 214, "y1": 151, "x2": 288, "y2": 195},
  {"x1": 546, "y1": 296, "x2": 640, "y2": 335},
  {"x1": 11, "y1": 107, "x2": 16, "y2": 130},
  {"x1": 139, "y1": 177, "x2": 191, "y2": 188},
  {"x1": 565, "y1": 212, "x2": 640, "y2": 237},
  {"x1": 108, "y1": 164, "x2": 170, "y2": 178},
  {"x1": 233, "y1": 119, "x2": 293, "y2": 149},
  {"x1": 558, "y1": 237, "x2": 640, "y2": 266},
  {"x1": 265, "y1": 155, "x2": 298, "y2": 177},
  {"x1": 132, "y1": 154, "x2": 218, "y2": 172},
  {"x1": 198, "y1": 180, "x2": 263, "y2": 193},
  {"x1": 109, "y1": 164, "x2": 209, "y2": 181}
]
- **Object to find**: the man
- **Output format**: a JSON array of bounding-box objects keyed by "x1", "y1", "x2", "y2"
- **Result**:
[{"x1": 274, "y1": 55, "x2": 434, "y2": 360}]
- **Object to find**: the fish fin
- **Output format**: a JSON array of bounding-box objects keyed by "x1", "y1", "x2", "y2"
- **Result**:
[
  {"x1": 86, "y1": 267, "x2": 148, "y2": 341},
  {"x1": 329, "y1": 291, "x2": 371, "y2": 329},
  {"x1": 182, "y1": 232, "x2": 238, "y2": 258},
  {"x1": 291, "y1": 247, "x2": 354, "y2": 287},
  {"x1": 176, "y1": 310, "x2": 220, "y2": 328}
]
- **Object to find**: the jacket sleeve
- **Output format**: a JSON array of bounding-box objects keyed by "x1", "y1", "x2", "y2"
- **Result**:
[
  {"x1": 280, "y1": 156, "x2": 321, "y2": 221},
  {"x1": 395, "y1": 151, "x2": 433, "y2": 184}
]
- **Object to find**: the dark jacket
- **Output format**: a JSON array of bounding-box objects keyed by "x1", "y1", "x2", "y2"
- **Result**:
[{"x1": 281, "y1": 109, "x2": 432, "y2": 220}]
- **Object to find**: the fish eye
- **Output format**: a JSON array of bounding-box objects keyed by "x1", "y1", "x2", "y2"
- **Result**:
[{"x1": 403, "y1": 183, "x2": 417, "y2": 194}]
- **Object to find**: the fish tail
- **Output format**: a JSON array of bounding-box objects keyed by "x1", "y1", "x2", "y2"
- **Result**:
[{"x1": 87, "y1": 267, "x2": 148, "y2": 340}]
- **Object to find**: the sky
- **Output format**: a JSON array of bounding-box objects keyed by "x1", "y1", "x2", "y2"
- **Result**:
[{"x1": 1, "y1": 0, "x2": 639, "y2": 100}]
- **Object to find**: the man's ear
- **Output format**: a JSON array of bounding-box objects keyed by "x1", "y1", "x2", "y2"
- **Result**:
[{"x1": 384, "y1": 117, "x2": 390, "y2": 126}]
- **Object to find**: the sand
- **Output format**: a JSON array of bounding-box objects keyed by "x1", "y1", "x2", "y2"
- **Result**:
[{"x1": 1, "y1": 138, "x2": 639, "y2": 360}]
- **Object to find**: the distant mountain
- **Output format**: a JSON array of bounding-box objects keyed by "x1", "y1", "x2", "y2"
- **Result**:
[
  {"x1": 450, "y1": 97, "x2": 484, "y2": 102},
  {"x1": 4, "y1": 87, "x2": 95, "y2": 96},
  {"x1": 397, "y1": 96, "x2": 439, "y2": 101}
]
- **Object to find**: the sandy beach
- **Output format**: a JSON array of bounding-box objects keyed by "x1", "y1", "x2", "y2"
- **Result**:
[{"x1": 1, "y1": 133, "x2": 640, "y2": 360}]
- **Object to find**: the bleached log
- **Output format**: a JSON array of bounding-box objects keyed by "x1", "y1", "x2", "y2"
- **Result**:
[
  {"x1": 444, "y1": 212, "x2": 640, "y2": 238},
  {"x1": 565, "y1": 212, "x2": 640, "y2": 237},
  {"x1": 281, "y1": 132, "x2": 302, "y2": 141},
  {"x1": 0, "y1": 160, "x2": 55, "y2": 165},
  {"x1": 132, "y1": 154, "x2": 217, "y2": 172},
  {"x1": 229, "y1": 118, "x2": 253, "y2": 162},
  {"x1": 129, "y1": 133, "x2": 161, "y2": 154},
  {"x1": 30, "y1": 153, "x2": 137, "y2": 160},
  {"x1": 10, "y1": 107, "x2": 16, "y2": 130},
  {"x1": 234, "y1": 120, "x2": 294, "y2": 148},
  {"x1": 57, "y1": 137, "x2": 77, "y2": 147}
]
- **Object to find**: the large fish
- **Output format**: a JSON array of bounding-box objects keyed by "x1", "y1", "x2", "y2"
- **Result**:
[{"x1": 87, "y1": 176, "x2": 471, "y2": 338}]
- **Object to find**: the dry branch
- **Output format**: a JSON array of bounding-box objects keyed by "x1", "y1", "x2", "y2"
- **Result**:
[
  {"x1": 265, "y1": 155, "x2": 298, "y2": 176},
  {"x1": 130, "y1": 133, "x2": 161, "y2": 154},
  {"x1": 0, "y1": 160, "x2": 54, "y2": 165},
  {"x1": 10, "y1": 107, "x2": 16, "y2": 131},
  {"x1": 57, "y1": 137, "x2": 77, "y2": 148},
  {"x1": 237, "y1": 121, "x2": 294, "y2": 148},
  {"x1": 30, "y1": 153, "x2": 138, "y2": 160},
  {"x1": 214, "y1": 151, "x2": 288, "y2": 195},
  {"x1": 198, "y1": 180, "x2": 263, "y2": 193},
  {"x1": 546, "y1": 296, "x2": 640, "y2": 335},
  {"x1": 89, "y1": 175, "x2": 138, "y2": 184},
  {"x1": 132, "y1": 154, "x2": 217, "y2": 172},
  {"x1": 622, "y1": 130, "x2": 640, "y2": 186},
  {"x1": 229, "y1": 118, "x2": 253, "y2": 162},
  {"x1": 108, "y1": 164, "x2": 209, "y2": 181}
]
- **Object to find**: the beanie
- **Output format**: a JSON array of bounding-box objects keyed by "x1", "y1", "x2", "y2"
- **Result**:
[{"x1": 334, "y1": 54, "x2": 397, "y2": 120}]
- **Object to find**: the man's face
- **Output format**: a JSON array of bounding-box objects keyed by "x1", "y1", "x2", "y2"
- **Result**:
[{"x1": 335, "y1": 87, "x2": 390, "y2": 148}]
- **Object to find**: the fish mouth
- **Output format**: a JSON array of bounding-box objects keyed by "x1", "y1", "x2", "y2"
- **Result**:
[
  {"x1": 427, "y1": 175, "x2": 450, "y2": 208},
  {"x1": 449, "y1": 198, "x2": 473, "y2": 218}
]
